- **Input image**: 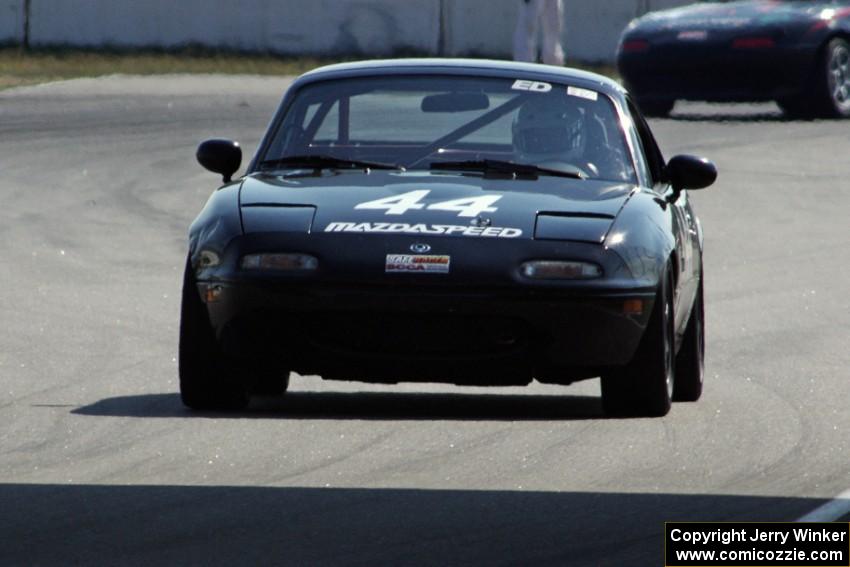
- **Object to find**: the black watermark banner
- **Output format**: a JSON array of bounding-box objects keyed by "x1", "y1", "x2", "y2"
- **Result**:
[{"x1": 665, "y1": 522, "x2": 849, "y2": 566}]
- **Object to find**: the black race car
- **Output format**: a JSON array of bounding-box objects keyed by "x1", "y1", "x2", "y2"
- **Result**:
[
  {"x1": 181, "y1": 59, "x2": 716, "y2": 417},
  {"x1": 617, "y1": 0, "x2": 850, "y2": 118}
]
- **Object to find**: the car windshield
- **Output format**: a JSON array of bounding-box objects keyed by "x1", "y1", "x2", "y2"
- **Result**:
[{"x1": 260, "y1": 75, "x2": 637, "y2": 183}]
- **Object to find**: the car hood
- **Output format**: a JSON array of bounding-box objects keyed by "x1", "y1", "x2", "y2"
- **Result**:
[
  {"x1": 631, "y1": 0, "x2": 827, "y2": 32},
  {"x1": 239, "y1": 170, "x2": 634, "y2": 241}
]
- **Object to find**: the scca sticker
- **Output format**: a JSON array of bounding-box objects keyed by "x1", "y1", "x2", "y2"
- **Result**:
[
  {"x1": 511, "y1": 79, "x2": 552, "y2": 93},
  {"x1": 386, "y1": 254, "x2": 450, "y2": 274}
]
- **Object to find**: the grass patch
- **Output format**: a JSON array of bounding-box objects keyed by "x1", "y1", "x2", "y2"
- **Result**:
[
  {"x1": 0, "y1": 46, "x2": 339, "y2": 90},
  {"x1": 0, "y1": 46, "x2": 617, "y2": 91}
]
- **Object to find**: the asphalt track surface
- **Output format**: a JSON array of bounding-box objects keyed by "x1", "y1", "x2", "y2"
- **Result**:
[{"x1": 1, "y1": 75, "x2": 849, "y2": 566}]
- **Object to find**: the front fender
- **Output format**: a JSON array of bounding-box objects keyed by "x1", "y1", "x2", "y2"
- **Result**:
[
  {"x1": 603, "y1": 189, "x2": 675, "y2": 288},
  {"x1": 188, "y1": 181, "x2": 243, "y2": 275}
]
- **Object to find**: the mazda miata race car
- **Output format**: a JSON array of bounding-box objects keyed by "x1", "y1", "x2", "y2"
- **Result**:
[
  {"x1": 617, "y1": 0, "x2": 850, "y2": 118},
  {"x1": 180, "y1": 59, "x2": 716, "y2": 417}
]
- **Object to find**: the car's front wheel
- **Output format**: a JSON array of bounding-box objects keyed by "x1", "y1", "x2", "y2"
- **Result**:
[
  {"x1": 252, "y1": 371, "x2": 291, "y2": 397},
  {"x1": 673, "y1": 277, "x2": 704, "y2": 402},
  {"x1": 601, "y1": 263, "x2": 675, "y2": 417},
  {"x1": 179, "y1": 257, "x2": 249, "y2": 410}
]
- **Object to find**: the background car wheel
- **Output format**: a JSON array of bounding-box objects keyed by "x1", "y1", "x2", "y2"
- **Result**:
[
  {"x1": 636, "y1": 98, "x2": 675, "y2": 118},
  {"x1": 601, "y1": 263, "x2": 675, "y2": 417},
  {"x1": 820, "y1": 37, "x2": 850, "y2": 118},
  {"x1": 179, "y1": 257, "x2": 248, "y2": 411},
  {"x1": 782, "y1": 38, "x2": 850, "y2": 119},
  {"x1": 673, "y1": 277, "x2": 704, "y2": 402}
]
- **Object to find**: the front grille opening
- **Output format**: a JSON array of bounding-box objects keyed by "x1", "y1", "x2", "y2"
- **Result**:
[{"x1": 306, "y1": 313, "x2": 529, "y2": 357}]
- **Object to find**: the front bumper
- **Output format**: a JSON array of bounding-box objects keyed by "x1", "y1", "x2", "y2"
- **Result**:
[{"x1": 198, "y1": 279, "x2": 655, "y2": 386}]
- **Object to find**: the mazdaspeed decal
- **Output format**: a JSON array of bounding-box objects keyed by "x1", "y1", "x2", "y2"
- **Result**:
[
  {"x1": 324, "y1": 222, "x2": 522, "y2": 238},
  {"x1": 386, "y1": 254, "x2": 450, "y2": 274}
]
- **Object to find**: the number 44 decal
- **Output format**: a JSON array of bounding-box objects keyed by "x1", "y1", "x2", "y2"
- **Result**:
[{"x1": 354, "y1": 190, "x2": 501, "y2": 218}]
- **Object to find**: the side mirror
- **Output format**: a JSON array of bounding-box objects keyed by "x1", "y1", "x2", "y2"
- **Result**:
[
  {"x1": 197, "y1": 139, "x2": 242, "y2": 183},
  {"x1": 666, "y1": 154, "x2": 717, "y2": 193}
]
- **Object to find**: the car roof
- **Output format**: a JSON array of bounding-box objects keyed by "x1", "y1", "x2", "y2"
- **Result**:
[{"x1": 294, "y1": 58, "x2": 626, "y2": 99}]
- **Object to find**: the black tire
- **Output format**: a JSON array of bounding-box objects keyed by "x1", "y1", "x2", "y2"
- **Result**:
[
  {"x1": 636, "y1": 98, "x2": 675, "y2": 118},
  {"x1": 780, "y1": 38, "x2": 850, "y2": 119},
  {"x1": 179, "y1": 257, "x2": 248, "y2": 410},
  {"x1": 673, "y1": 278, "x2": 704, "y2": 402},
  {"x1": 776, "y1": 96, "x2": 815, "y2": 119},
  {"x1": 601, "y1": 263, "x2": 675, "y2": 417},
  {"x1": 251, "y1": 371, "x2": 291, "y2": 397}
]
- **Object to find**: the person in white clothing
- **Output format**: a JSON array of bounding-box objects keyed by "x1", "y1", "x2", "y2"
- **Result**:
[{"x1": 513, "y1": 0, "x2": 565, "y2": 66}]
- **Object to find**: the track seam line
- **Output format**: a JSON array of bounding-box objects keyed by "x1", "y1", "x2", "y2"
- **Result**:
[{"x1": 796, "y1": 488, "x2": 850, "y2": 522}]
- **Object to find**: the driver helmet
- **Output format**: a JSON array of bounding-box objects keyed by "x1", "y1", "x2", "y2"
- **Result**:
[{"x1": 512, "y1": 95, "x2": 586, "y2": 164}]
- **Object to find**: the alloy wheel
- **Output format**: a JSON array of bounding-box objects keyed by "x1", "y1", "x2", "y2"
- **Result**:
[{"x1": 828, "y1": 42, "x2": 850, "y2": 113}]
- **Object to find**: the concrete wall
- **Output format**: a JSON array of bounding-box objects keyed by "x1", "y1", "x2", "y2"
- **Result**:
[
  {"x1": 27, "y1": 0, "x2": 441, "y2": 55},
  {"x1": 0, "y1": 0, "x2": 24, "y2": 44},
  {"x1": 13, "y1": 0, "x2": 693, "y2": 63}
]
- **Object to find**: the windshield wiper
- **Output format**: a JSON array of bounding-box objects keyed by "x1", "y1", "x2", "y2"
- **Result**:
[
  {"x1": 430, "y1": 159, "x2": 585, "y2": 180},
  {"x1": 259, "y1": 154, "x2": 404, "y2": 172}
]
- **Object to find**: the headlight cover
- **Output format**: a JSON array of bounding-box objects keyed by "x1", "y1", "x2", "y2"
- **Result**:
[
  {"x1": 241, "y1": 253, "x2": 318, "y2": 271},
  {"x1": 520, "y1": 260, "x2": 602, "y2": 280},
  {"x1": 197, "y1": 249, "x2": 221, "y2": 269}
]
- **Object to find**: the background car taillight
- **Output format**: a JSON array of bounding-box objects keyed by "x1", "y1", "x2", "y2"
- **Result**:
[
  {"x1": 241, "y1": 253, "x2": 318, "y2": 271},
  {"x1": 520, "y1": 260, "x2": 602, "y2": 280},
  {"x1": 621, "y1": 39, "x2": 650, "y2": 53},
  {"x1": 732, "y1": 37, "x2": 776, "y2": 49}
]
